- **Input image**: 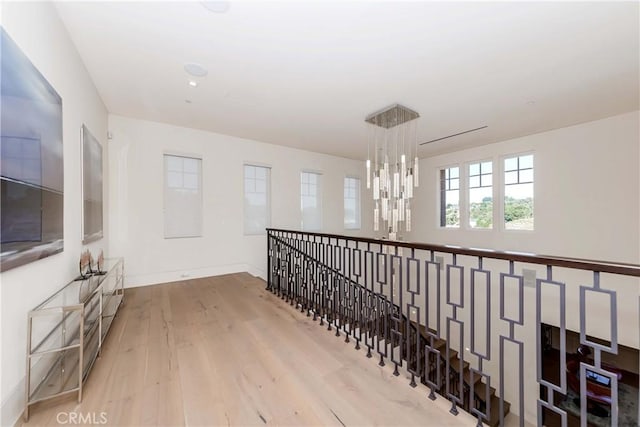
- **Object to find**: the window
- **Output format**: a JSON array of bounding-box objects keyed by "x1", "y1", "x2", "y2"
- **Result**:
[
  {"x1": 344, "y1": 177, "x2": 361, "y2": 229},
  {"x1": 468, "y1": 161, "x2": 493, "y2": 229},
  {"x1": 244, "y1": 165, "x2": 271, "y2": 235},
  {"x1": 440, "y1": 166, "x2": 460, "y2": 227},
  {"x1": 301, "y1": 171, "x2": 322, "y2": 231},
  {"x1": 504, "y1": 154, "x2": 534, "y2": 230},
  {"x1": 164, "y1": 154, "x2": 202, "y2": 238}
]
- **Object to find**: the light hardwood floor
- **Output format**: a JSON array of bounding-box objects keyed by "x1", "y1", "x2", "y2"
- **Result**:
[{"x1": 22, "y1": 273, "x2": 476, "y2": 426}]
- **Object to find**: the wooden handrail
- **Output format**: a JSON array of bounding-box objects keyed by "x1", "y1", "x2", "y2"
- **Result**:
[{"x1": 266, "y1": 228, "x2": 640, "y2": 277}]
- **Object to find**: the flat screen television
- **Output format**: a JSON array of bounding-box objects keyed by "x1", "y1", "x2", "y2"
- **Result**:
[
  {"x1": 586, "y1": 369, "x2": 612, "y2": 387},
  {"x1": 1, "y1": 28, "x2": 64, "y2": 272}
]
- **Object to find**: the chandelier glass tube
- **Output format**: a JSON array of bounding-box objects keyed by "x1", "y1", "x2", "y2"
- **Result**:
[{"x1": 365, "y1": 104, "x2": 420, "y2": 239}]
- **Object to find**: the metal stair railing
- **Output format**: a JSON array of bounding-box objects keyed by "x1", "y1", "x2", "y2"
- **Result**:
[{"x1": 266, "y1": 228, "x2": 640, "y2": 427}]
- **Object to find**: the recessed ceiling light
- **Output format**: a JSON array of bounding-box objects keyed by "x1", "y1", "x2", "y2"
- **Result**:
[
  {"x1": 200, "y1": 1, "x2": 230, "y2": 13},
  {"x1": 184, "y1": 63, "x2": 208, "y2": 78},
  {"x1": 189, "y1": 81, "x2": 198, "y2": 87}
]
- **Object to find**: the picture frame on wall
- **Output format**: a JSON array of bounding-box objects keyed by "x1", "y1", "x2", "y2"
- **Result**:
[
  {"x1": 81, "y1": 125, "x2": 103, "y2": 244},
  {"x1": 0, "y1": 28, "x2": 64, "y2": 272}
]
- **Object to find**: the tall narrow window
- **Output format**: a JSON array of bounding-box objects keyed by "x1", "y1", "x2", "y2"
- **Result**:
[
  {"x1": 440, "y1": 166, "x2": 460, "y2": 227},
  {"x1": 468, "y1": 161, "x2": 493, "y2": 229},
  {"x1": 301, "y1": 171, "x2": 322, "y2": 231},
  {"x1": 504, "y1": 154, "x2": 534, "y2": 230},
  {"x1": 164, "y1": 154, "x2": 202, "y2": 238},
  {"x1": 344, "y1": 177, "x2": 361, "y2": 229},
  {"x1": 244, "y1": 165, "x2": 271, "y2": 235}
]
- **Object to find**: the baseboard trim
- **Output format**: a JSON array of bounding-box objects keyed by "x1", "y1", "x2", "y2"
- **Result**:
[
  {"x1": 123, "y1": 263, "x2": 250, "y2": 288},
  {"x1": 246, "y1": 264, "x2": 266, "y2": 280}
]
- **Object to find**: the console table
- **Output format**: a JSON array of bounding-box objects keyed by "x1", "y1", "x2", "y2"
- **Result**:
[{"x1": 24, "y1": 258, "x2": 124, "y2": 420}]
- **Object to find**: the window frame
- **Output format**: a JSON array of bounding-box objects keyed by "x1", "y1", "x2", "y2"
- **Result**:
[
  {"x1": 243, "y1": 163, "x2": 272, "y2": 236},
  {"x1": 502, "y1": 152, "x2": 535, "y2": 232},
  {"x1": 163, "y1": 152, "x2": 203, "y2": 239},
  {"x1": 343, "y1": 175, "x2": 361, "y2": 230},
  {"x1": 467, "y1": 159, "x2": 494, "y2": 230},
  {"x1": 438, "y1": 165, "x2": 461, "y2": 228},
  {"x1": 300, "y1": 170, "x2": 323, "y2": 232}
]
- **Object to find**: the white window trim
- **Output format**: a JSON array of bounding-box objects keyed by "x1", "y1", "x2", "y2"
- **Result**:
[
  {"x1": 437, "y1": 164, "x2": 462, "y2": 229},
  {"x1": 163, "y1": 152, "x2": 203, "y2": 239},
  {"x1": 465, "y1": 158, "x2": 495, "y2": 232},
  {"x1": 243, "y1": 163, "x2": 272, "y2": 236},
  {"x1": 500, "y1": 151, "x2": 535, "y2": 233},
  {"x1": 300, "y1": 170, "x2": 323, "y2": 232},
  {"x1": 343, "y1": 175, "x2": 361, "y2": 230}
]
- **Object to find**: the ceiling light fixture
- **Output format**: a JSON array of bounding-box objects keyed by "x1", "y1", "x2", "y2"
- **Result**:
[
  {"x1": 365, "y1": 104, "x2": 420, "y2": 239},
  {"x1": 184, "y1": 63, "x2": 208, "y2": 78},
  {"x1": 188, "y1": 80, "x2": 198, "y2": 87},
  {"x1": 200, "y1": 1, "x2": 230, "y2": 13}
]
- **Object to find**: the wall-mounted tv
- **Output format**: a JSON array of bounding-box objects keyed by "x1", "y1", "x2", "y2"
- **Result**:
[
  {"x1": 81, "y1": 125, "x2": 103, "y2": 243},
  {"x1": 1, "y1": 28, "x2": 64, "y2": 272}
]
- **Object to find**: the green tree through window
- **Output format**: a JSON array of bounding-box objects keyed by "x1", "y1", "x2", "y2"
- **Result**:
[
  {"x1": 469, "y1": 161, "x2": 493, "y2": 229},
  {"x1": 440, "y1": 166, "x2": 459, "y2": 227},
  {"x1": 504, "y1": 154, "x2": 534, "y2": 230}
]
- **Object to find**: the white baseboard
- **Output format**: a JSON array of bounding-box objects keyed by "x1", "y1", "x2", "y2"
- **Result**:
[
  {"x1": 246, "y1": 264, "x2": 266, "y2": 280},
  {"x1": 123, "y1": 263, "x2": 250, "y2": 288}
]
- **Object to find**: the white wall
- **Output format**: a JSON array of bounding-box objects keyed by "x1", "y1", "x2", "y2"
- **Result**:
[
  {"x1": 409, "y1": 111, "x2": 640, "y2": 264},
  {"x1": 107, "y1": 115, "x2": 373, "y2": 287},
  {"x1": 0, "y1": 2, "x2": 108, "y2": 426}
]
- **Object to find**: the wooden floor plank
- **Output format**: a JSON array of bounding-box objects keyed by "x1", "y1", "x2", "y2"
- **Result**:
[{"x1": 22, "y1": 273, "x2": 475, "y2": 426}]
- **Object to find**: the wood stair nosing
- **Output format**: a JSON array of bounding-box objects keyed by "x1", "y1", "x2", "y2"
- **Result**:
[
  {"x1": 473, "y1": 381, "x2": 496, "y2": 402},
  {"x1": 462, "y1": 369, "x2": 495, "y2": 398},
  {"x1": 409, "y1": 321, "x2": 440, "y2": 340},
  {"x1": 462, "y1": 369, "x2": 482, "y2": 385},
  {"x1": 429, "y1": 339, "x2": 447, "y2": 351},
  {"x1": 487, "y1": 395, "x2": 511, "y2": 427},
  {"x1": 448, "y1": 356, "x2": 470, "y2": 374},
  {"x1": 445, "y1": 348, "x2": 458, "y2": 361}
]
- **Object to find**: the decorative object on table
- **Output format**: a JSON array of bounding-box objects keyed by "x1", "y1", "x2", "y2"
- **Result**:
[
  {"x1": 94, "y1": 250, "x2": 106, "y2": 275},
  {"x1": 364, "y1": 104, "x2": 420, "y2": 240},
  {"x1": 81, "y1": 125, "x2": 103, "y2": 244},
  {"x1": 0, "y1": 28, "x2": 64, "y2": 272},
  {"x1": 77, "y1": 250, "x2": 93, "y2": 280}
]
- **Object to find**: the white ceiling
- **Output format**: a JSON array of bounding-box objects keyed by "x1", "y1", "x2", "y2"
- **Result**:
[{"x1": 55, "y1": 1, "x2": 639, "y2": 160}]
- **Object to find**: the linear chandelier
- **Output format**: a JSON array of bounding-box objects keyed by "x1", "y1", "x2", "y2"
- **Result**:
[{"x1": 365, "y1": 104, "x2": 420, "y2": 239}]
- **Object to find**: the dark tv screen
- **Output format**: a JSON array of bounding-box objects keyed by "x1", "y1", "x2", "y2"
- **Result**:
[
  {"x1": 586, "y1": 370, "x2": 611, "y2": 387},
  {"x1": 0, "y1": 28, "x2": 64, "y2": 272}
]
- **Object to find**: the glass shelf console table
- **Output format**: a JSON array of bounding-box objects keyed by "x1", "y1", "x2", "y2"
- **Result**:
[{"x1": 24, "y1": 257, "x2": 124, "y2": 420}]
